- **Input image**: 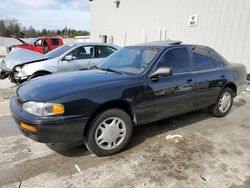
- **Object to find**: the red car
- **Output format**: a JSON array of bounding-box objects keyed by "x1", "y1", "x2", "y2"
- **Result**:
[{"x1": 8, "y1": 35, "x2": 64, "y2": 54}]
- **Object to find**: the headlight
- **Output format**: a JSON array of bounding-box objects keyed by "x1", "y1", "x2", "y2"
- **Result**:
[
  {"x1": 15, "y1": 66, "x2": 22, "y2": 72},
  {"x1": 23, "y1": 101, "x2": 64, "y2": 116}
]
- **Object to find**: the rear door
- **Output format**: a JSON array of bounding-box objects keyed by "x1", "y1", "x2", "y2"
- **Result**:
[
  {"x1": 144, "y1": 47, "x2": 195, "y2": 123},
  {"x1": 50, "y1": 38, "x2": 60, "y2": 51},
  {"x1": 192, "y1": 46, "x2": 226, "y2": 109},
  {"x1": 58, "y1": 45, "x2": 95, "y2": 71}
]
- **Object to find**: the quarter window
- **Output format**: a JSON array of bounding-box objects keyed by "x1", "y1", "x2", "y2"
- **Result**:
[
  {"x1": 192, "y1": 46, "x2": 222, "y2": 71},
  {"x1": 158, "y1": 47, "x2": 191, "y2": 73}
]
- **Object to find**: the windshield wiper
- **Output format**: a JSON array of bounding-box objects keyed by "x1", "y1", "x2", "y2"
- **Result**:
[
  {"x1": 91, "y1": 65, "x2": 99, "y2": 69},
  {"x1": 99, "y1": 67, "x2": 123, "y2": 75}
]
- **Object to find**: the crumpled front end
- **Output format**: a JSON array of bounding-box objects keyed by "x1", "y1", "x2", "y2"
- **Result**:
[
  {"x1": 0, "y1": 58, "x2": 26, "y2": 84},
  {"x1": 10, "y1": 66, "x2": 29, "y2": 84},
  {"x1": 0, "y1": 59, "x2": 10, "y2": 80}
]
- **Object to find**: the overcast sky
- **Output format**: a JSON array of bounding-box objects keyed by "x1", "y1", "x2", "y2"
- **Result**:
[{"x1": 0, "y1": 0, "x2": 90, "y2": 30}]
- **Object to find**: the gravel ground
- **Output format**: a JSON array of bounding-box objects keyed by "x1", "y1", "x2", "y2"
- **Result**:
[
  {"x1": 0, "y1": 78, "x2": 16, "y2": 102},
  {"x1": 0, "y1": 87, "x2": 16, "y2": 102}
]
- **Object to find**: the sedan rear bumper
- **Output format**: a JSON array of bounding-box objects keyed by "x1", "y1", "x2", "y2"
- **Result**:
[
  {"x1": 237, "y1": 80, "x2": 248, "y2": 95},
  {"x1": 10, "y1": 96, "x2": 87, "y2": 143}
]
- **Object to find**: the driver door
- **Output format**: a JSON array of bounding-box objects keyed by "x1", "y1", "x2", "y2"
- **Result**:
[
  {"x1": 58, "y1": 45, "x2": 95, "y2": 71},
  {"x1": 143, "y1": 47, "x2": 195, "y2": 123},
  {"x1": 34, "y1": 39, "x2": 44, "y2": 54}
]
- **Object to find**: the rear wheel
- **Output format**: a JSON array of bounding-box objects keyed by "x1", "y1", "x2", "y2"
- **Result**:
[
  {"x1": 209, "y1": 87, "x2": 233, "y2": 117},
  {"x1": 85, "y1": 108, "x2": 133, "y2": 157}
]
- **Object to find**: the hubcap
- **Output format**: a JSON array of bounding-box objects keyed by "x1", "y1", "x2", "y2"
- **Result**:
[
  {"x1": 95, "y1": 117, "x2": 126, "y2": 150},
  {"x1": 219, "y1": 92, "x2": 232, "y2": 113}
]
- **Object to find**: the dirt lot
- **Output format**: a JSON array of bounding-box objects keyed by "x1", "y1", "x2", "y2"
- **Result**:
[{"x1": 0, "y1": 79, "x2": 250, "y2": 188}]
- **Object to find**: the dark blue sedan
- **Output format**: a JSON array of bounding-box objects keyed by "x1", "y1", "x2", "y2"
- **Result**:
[{"x1": 10, "y1": 41, "x2": 247, "y2": 156}]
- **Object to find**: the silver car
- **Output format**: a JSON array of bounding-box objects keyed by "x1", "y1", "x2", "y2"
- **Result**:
[{"x1": 0, "y1": 43, "x2": 120, "y2": 84}]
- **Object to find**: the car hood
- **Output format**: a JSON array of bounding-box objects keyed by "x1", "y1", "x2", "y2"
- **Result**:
[
  {"x1": 17, "y1": 70, "x2": 131, "y2": 102},
  {"x1": 3, "y1": 48, "x2": 47, "y2": 70}
]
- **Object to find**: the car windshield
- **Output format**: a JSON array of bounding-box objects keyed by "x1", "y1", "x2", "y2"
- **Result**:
[
  {"x1": 45, "y1": 44, "x2": 74, "y2": 59},
  {"x1": 98, "y1": 47, "x2": 161, "y2": 75}
]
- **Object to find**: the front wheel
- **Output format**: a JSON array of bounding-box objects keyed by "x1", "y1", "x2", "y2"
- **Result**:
[
  {"x1": 85, "y1": 108, "x2": 133, "y2": 157},
  {"x1": 209, "y1": 87, "x2": 233, "y2": 117}
]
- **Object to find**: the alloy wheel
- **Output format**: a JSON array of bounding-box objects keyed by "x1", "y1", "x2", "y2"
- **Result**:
[
  {"x1": 94, "y1": 117, "x2": 127, "y2": 150},
  {"x1": 218, "y1": 91, "x2": 232, "y2": 113}
]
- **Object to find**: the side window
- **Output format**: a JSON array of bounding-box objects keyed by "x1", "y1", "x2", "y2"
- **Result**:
[
  {"x1": 98, "y1": 46, "x2": 116, "y2": 58},
  {"x1": 67, "y1": 46, "x2": 94, "y2": 60},
  {"x1": 158, "y1": 47, "x2": 191, "y2": 73},
  {"x1": 35, "y1": 39, "x2": 42, "y2": 46},
  {"x1": 50, "y1": 39, "x2": 59, "y2": 46},
  {"x1": 192, "y1": 46, "x2": 222, "y2": 71}
]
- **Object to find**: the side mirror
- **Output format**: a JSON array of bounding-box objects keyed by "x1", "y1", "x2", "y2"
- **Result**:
[
  {"x1": 151, "y1": 67, "x2": 172, "y2": 78},
  {"x1": 64, "y1": 55, "x2": 76, "y2": 61}
]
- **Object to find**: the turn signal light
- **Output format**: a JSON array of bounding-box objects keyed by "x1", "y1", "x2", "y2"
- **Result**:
[
  {"x1": 52, "y1": 104, "x2": 65, "y2": 115},
  {"x1": 20, "y1": 123, "x2": 37, "y2": 132}
]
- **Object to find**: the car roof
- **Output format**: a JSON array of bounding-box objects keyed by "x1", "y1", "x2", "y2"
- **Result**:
[
  {"x1": 127, "y1": 40, "x2": 194, "y2": 48},
  {"x1": 72, "y1": 42, "x2": 121, "y2": 49},
  {"x1": 37, "y1": 36, "x2": 62, "y2": 39}
]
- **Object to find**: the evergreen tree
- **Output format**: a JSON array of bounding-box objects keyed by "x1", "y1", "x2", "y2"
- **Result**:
[{"x1": 0, "y1": 19, "x2": 90, "y2": 38}]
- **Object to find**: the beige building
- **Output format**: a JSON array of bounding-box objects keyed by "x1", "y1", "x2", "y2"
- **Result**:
[{"x1": 90, "y1": 0, "x2": 250, "y2": 73}]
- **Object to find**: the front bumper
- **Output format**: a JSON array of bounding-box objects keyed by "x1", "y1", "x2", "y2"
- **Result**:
[
  {"x1": 10, "y1": 96, "x2": 87, "y2": 143},
  {"x1": 0, "y1": 68, "x2": 9, "y2": 79}
]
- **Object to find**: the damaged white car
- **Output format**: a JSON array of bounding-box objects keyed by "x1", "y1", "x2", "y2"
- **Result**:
[{"x1": 0, "y1": 43, "x2": 120, "y2": 84}]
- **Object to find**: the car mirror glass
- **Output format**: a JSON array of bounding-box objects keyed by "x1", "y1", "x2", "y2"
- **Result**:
[{"x1": 64, "y1": 55, "x2": 76, "y2": 61}]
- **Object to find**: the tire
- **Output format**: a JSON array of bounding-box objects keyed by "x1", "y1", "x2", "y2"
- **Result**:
[
  {"x1": 209, "y1": 87, "x2": 233, "y2": 117},
  {"x1": 28, "y1": 72, "x2": 49, "y2": 81},
  {"x1": 85, "y1": 108, "x2": 133, "y2": 157}
]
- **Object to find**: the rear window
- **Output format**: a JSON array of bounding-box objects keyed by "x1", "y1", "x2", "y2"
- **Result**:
[{"x1": 50, "y1": 39, "x2": 60, "y2": 46}]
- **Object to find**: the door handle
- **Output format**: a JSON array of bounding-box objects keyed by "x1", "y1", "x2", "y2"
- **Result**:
[{"x1": 186, "y1": 79, "x2": 193, "y2": 84}]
